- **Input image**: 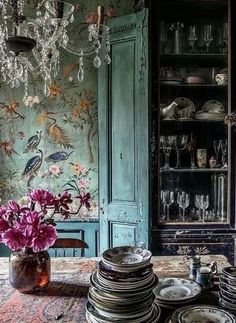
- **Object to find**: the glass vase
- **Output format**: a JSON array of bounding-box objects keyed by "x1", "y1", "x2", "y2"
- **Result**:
[{"x1": 9, "y1": 249, "x2": 51, "y2": 294}]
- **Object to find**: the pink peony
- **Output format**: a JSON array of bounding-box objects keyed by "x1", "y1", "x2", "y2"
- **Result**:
[
  {"x1": 16, "y1": 211, "x2": 40, "y2": 237},
  {"x1": 49, "y1": 165, "x2": 61, "y2": 177},
  {"x1": 29, "y1": 224, "x2": 58, "y2": 252},
  {"x1": 2, "y1": 229, "x2": 27, "y2": 251}
]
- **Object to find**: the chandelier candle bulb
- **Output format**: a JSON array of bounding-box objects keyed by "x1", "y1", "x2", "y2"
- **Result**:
[{"x1": 97, "y1": 5, "x2": 105, "y2": 25}]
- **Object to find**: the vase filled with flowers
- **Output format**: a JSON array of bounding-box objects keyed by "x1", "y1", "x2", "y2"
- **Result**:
[{"x1": 0, "y1": 189, "x2": 72, "y2": 293}]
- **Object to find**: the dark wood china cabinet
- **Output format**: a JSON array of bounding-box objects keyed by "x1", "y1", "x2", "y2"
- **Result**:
[
  {"x1": 98, "y1": 0, "x2": 236, "y2": 264},
  {"x1": 148, "y1": 0, "x2": 236, "y2": 264}
]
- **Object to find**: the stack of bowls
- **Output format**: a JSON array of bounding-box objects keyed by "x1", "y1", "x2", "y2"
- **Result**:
[
  {"x1": 86, "y1": 246, "x2": 160, "y2": 323},
  {"x1": 219, "y1": 267, "x2": 236, "y2": 314}
]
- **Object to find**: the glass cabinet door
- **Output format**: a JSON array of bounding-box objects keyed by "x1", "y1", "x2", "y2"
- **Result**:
[{"x1": 158, "y1": 0, "x2": 229, "y2": 225}]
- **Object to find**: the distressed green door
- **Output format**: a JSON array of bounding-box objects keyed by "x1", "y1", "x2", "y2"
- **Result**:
[{"x1": 98, "y1": 10, "x2": 150, "y2": 252}]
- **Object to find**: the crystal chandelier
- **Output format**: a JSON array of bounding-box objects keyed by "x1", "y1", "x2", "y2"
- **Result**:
[{"x1": 0, "y1": 1, "x2": 110, "y2": 101}]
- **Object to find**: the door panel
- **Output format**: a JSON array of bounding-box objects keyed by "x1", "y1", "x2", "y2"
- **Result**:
[{"x1": 98, "y1": 10, "x2": 149, "y2": 252}]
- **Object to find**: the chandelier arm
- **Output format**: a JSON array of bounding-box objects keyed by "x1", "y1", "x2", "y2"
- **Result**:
[{"x1": 62, "y1": 43, "x2": 98, "y2": 56}]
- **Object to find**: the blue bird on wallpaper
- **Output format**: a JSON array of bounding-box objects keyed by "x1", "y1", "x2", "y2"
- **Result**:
[
  {"x1": 44, "y1": 151, "x2": 74, "y2": 163},
  {"x1": 23, "y1": 130, "x2": 42, "y2": 153},
  {"x1": 22, "y1": 149, "x2": 43, "y2": 178}
]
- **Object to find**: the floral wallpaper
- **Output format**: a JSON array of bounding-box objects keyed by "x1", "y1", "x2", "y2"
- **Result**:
[{"x1": 0, "y1": 0, "x2": 134, "y2": 219}]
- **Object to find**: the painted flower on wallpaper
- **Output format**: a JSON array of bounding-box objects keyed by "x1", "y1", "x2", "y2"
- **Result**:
[
  {"x1": 63, "y1": 161, "x2": 97, "y2": 217},
  {"x1": 0, "y1": 189, "x2": 72, "y2": 252},
  {"x1": 48, "y1": 82, "x2": 64, "y2": 99},
  {"x1": 49, "y1": 165, "x2": 63, "y2": 178},
  {"x1": 0, "y1": 100, "x2": 24, "y2": 120},
  {"x1": 23, "y1": 96, "x2": 40, "y2": 108}
]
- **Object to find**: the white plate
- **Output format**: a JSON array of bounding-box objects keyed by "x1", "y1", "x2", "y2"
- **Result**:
[
  {"x1": 195, "y1": 111, "x2": 226, "y2": 121},
  {"x1": 202, "y1": 100, "x2": 225, "y2": 113},
  {"x1": 154, "y1": 278, "x2": 201, "y2": 302},
  {"x1": 172, "y1": 305, "x2": 236, "y2": 323},
  {"x1": 102, "y1": 246, "x2": 152, "y2": 267},
  {"x1": 173, "y1": 97, "x2": 195, "y2": 119}
]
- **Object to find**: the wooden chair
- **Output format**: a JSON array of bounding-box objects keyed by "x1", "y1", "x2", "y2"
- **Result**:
[{"x1": 50, "y1": 238, "x2": 89, "y2": 257}]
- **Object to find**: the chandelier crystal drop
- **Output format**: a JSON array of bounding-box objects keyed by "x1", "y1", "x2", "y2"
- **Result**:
[{"x1": 0, "y1": 1, "x2": 111, "y2": 101}]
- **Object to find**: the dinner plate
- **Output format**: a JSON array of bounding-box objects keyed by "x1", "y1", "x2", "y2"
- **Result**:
[
  {"x1": 195, "y1": 111, "x2": 226, "y2": 121},
  {"x1": 202, "y1": 100, "x2": 225, "y2": 113},
  {"x1": 222, "y1": 267, "x2": 236, "y2": 279},
  {"x1": 102, "y1": 246, "x2": 152, "y2": 267},
  {"x1": 153, "y1": 277, "x2": 201, "y2": 302},
  {"x1": 172, "y1": 305, "x2": 236, "y2": 323},
  {"x1": 173, "y1": 97, "x2": 195, "y2": 119}
]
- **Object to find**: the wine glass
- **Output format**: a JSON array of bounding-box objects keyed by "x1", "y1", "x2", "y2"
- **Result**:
[
  {"x1": 213, "y1": 140, "x2": 221, "y2": 167},
  {"x1": 195, "y1": 194, "x2": 209, "y2": 222},
  {"x1": 203, "y1": 25, "x2": 213, "y2": 53},
  {"x1": 217, "y1": 22, "x2": 228, "y2": 54},
  {"x1": 188, "y1": 25, "x2": 198, "y2": 53},
  {"x1": 160, "y1": 21, "x2": 168, "y2": 54},
  {"x1": 174, "y1": 135, "x2": 188, "y2": 168},
  {"x1": 162, "y1": 190, "x2": 174, "y2": 221},
  {"x1": 177, "y1": 191, "x2": 190, "y2": 222},
  {"x1": 220, "y1": 139, "x2": 228, "y2": 168},
  {"x1": 160, "y1": 136, "x2": 175, "y2": 170}
]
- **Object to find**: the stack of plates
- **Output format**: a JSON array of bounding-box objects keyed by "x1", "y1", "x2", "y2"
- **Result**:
[
  {"x1": 86, "y1": 246, "x2": 160, "y2": 323},
  {"x1": 219, "y1": 267, "x2": 236, "y2": 313},
  {"x1": 166, "y1": 305, "x2": 236, "y2": 323},
  {"x1": 154, "y1": 277, "x2": 201, "y2": 309}
]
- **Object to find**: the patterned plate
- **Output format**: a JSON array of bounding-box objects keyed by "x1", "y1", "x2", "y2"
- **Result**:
[
  {"x1": 102, "y1": 246, "x2": 152, "y2": 267},
  {"x1": 202, "y1": 100, "x2": 225, "y2": 113},
  {"x1": 154, "y1": 278, "x2": 201, "y2": 302},
  {"x1": 173, "y1": 97, "x2": 195, "y2": 119},
  {"x1": 172, "y1": 305, "x2": 236, "y2": 323}
]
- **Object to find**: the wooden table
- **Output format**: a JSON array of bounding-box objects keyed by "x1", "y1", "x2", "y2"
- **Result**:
[{"x1": 0, "y1": 254, "x2": 231, "y2": 322}]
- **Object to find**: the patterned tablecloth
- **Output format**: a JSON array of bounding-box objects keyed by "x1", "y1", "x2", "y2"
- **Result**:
[{"x1": 0, "y1": 255, "x2": 231, "y2": 322}]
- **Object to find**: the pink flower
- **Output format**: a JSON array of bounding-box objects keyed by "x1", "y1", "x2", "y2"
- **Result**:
[
  {"x1": 85, "y1": 12, "x2": 98, "y2": 24},
  {"x1": 49, "y1": 165, "x2": 62, "y2": 177},
  {"x1": 17, "y1": 211, "x2": 40, "y2": 237},
  {"x1": 30, "y1": 224, "x2": 58, "y2": 252},
  {"x1": 29, "y1": 189, "x2": 56, "y2": 207},
  {"x1": 55, "y1": 191, "x2": 72, "y2": 212},
  {"x1": 7, "y1": 201, "x2": 21, "y2": 213},
  {"x1": 77, "y1": 192, "x2": 91, "y2": 209},
  {"x1": 78, "y1": 178, "x2": 89, "y2": 189},
  {"x1": 2, "y1": 229, "x2": 27, "y2": 251},
  {"x1": 71, "y1": 163, "x2": 88, "y2": 176}
]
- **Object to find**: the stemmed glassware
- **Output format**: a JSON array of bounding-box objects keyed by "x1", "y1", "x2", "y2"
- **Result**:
[
  {"x1": 177, "y1": 191, "x2": 190, "y2": 222},
  {"x1": 174, "y1": 135, "x2": 188, "y2": 168},
  {"x1": 203, "y1": 24, "x2": 213, "y2": 53},
  {"x1": 160, "y1": 21, "x2": 168, "y2": 54},
  {"x1": 161, "y1": 190, "x2": 174, "y2": 221},
  {"x1": 218, "y1": 22, "x2": 228, "y2": 54},
  {"x1": 195, "y1": 194, "x2": 209, "y2": 222},
  {"x1": 160, "y1": 136, "x2": 175, "y2": 170},
  {"x1": 188, "y1": 25, "x2": 198, "y2": 53},
  {"x1": 220, "y1": 139, "x2": 228, "y2": 168},
  {"x1": 213, "y1": 140, "x2": 221, "y2": 167}
]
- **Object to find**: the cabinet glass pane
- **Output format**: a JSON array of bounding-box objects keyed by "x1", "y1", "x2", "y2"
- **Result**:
[{"x1": 159, "y1": 0, "x2": 229, "y2": 225}]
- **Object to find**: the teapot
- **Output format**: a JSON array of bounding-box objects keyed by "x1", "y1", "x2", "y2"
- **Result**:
[
  {"x1": 183, "y1": 255, "x2": 217, "y2": 280},
  {"x1": 160, "y1": 101, "x2": 178, "y2": 120}
]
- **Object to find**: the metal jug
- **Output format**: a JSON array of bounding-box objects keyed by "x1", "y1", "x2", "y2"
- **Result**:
[
  {"x1": 183, "y1": 255, "x2": 201, "y2": 279},
  {"x1": 195, "y1": 262, "x2": 218, "y2": 288}
]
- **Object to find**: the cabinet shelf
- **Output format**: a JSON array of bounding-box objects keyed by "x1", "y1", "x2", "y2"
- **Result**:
[
  {"x1": 160, "y1": 54, "x2": 228, "y2": 67},
  {"x1": 160, "y1": 168, "x2": 228, "y2": 173},
  {"x1": 160, "y1": 83, "x2": 227, "y2": 89},
  {"x1": 161, "y1": 119, "x2": 226, "y2": 124}
]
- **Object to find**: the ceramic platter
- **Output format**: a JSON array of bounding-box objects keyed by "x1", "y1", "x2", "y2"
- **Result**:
[
  {"x1": 202, "y1": 100, "x2": 225, "y2": 113},
  {"x1": 102, "y1": 246, "x2": 152, "y2": 267},
  {"x1": 154, "y1": 278, "x2": 201, "y2": 302},
  {"x1": 172, "y1": 305, "x2": 236, "y2": 323},
  {"x1": 195, "y1": 111, "x2": 226, "y2": 121},
  {"x1": 222, "y1": 267, "x2": 236, "y2": 278},
  {"x1": 86, "y1": 301, "x2": 161, "y2": 323},
  {"x1": 173, "y1": 97, "x2": 195, "y2": 119}
]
